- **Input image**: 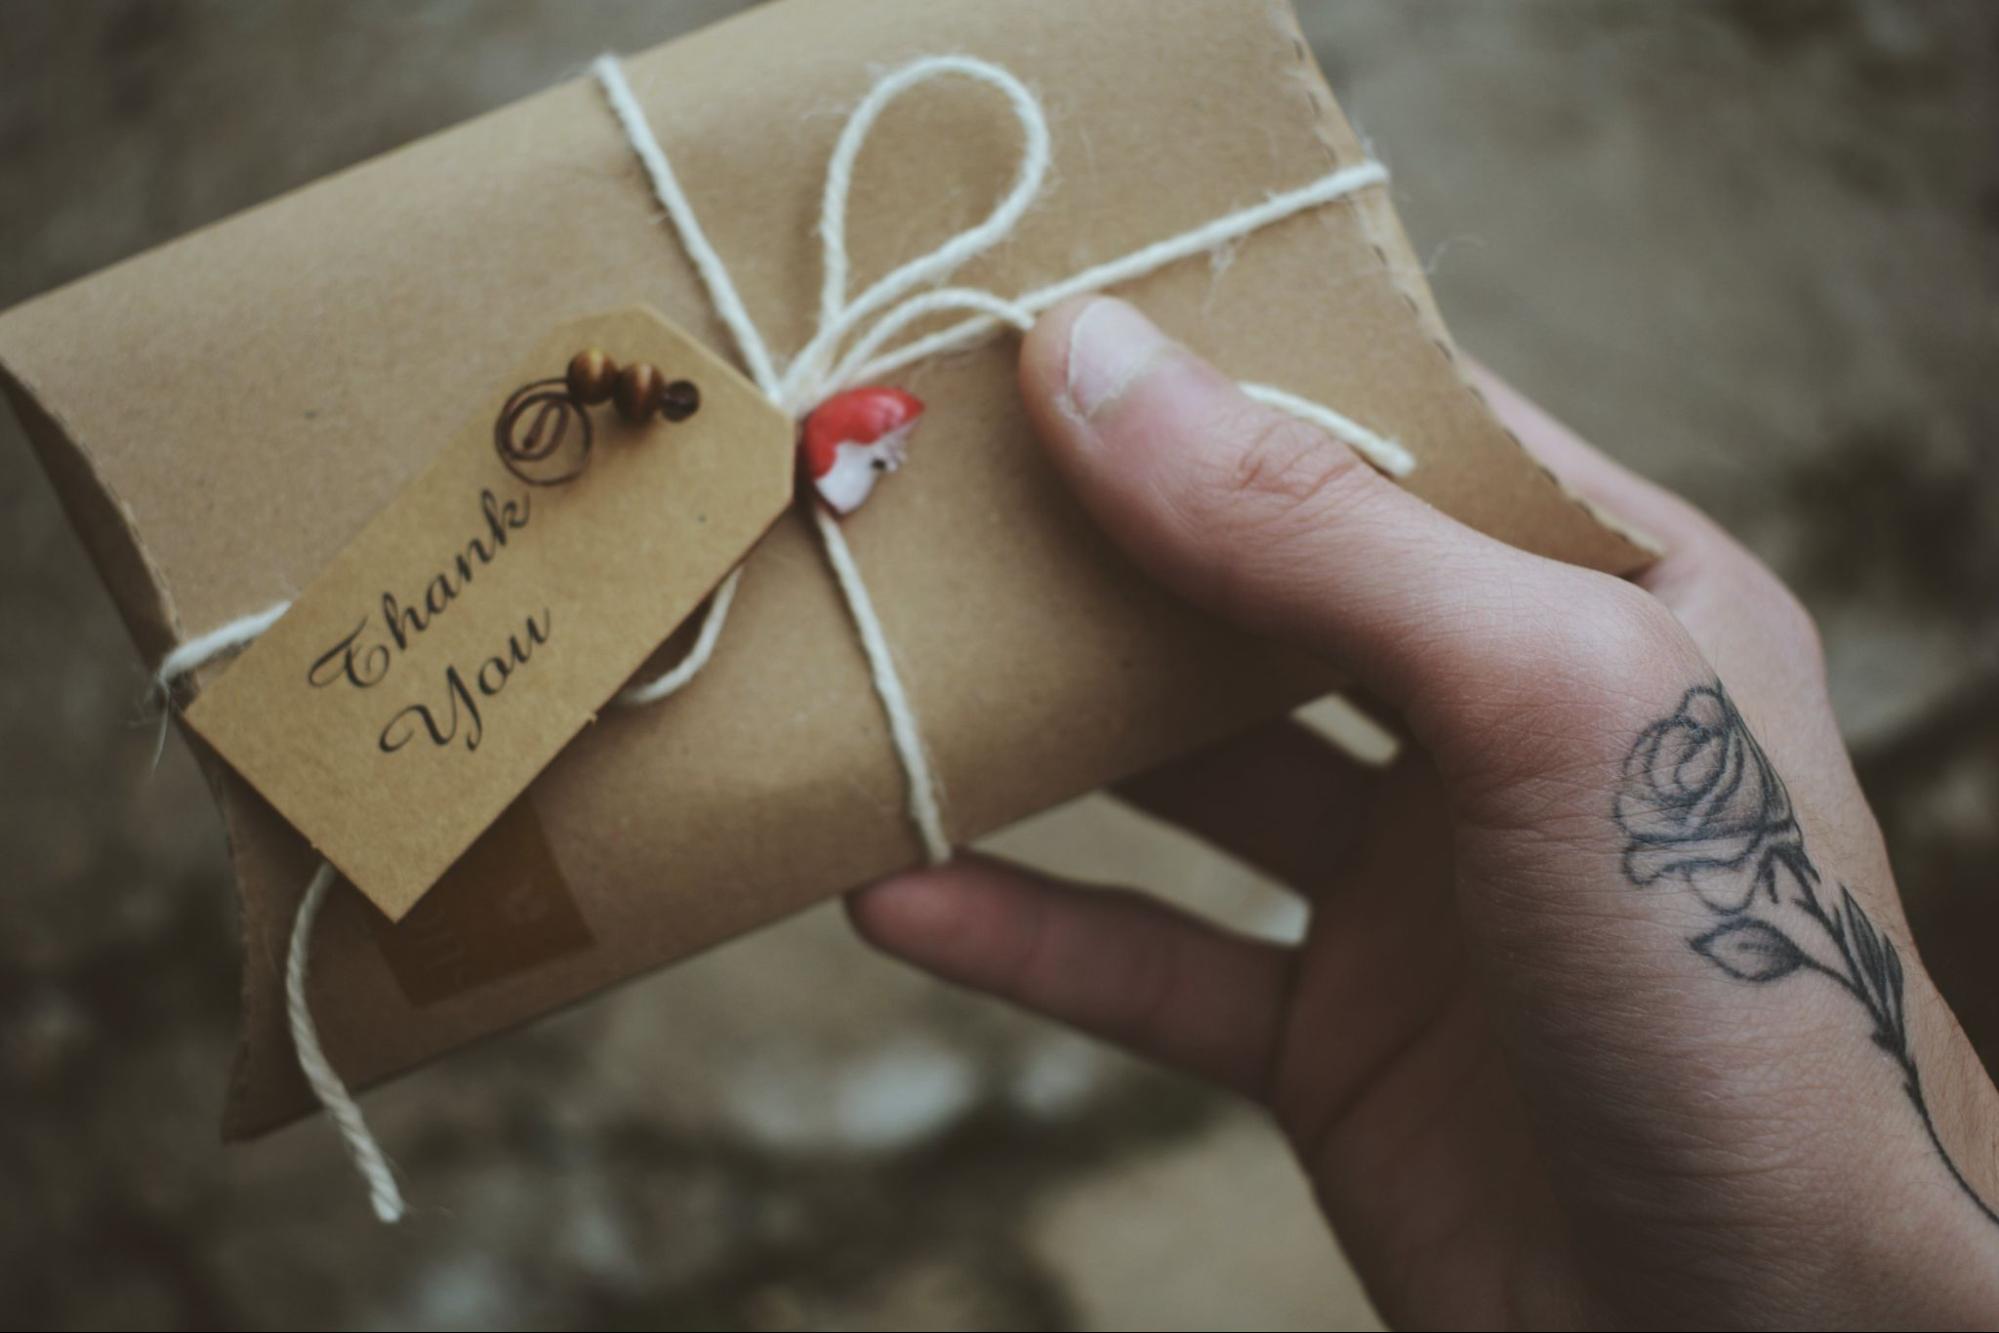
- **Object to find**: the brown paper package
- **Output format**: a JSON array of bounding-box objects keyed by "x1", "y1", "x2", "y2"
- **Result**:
[{"x1": 0, "y1": 0, "x2": 1652, "y2": 1139}]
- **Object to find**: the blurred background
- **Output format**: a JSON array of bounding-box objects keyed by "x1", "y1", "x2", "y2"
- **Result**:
[{"x1": 2, "y1": 2, "x2": 1995, "y2": 1328}]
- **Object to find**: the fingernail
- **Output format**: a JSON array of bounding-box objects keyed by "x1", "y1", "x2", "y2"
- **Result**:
[{"x1": 1064, "y1": 297, "x2": 1171, "y2": 420}]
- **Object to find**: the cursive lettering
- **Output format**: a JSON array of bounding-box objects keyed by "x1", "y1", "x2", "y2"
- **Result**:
[
  {"x1": 379, "y1": 609, "x2": 552, "y2": 754},
  {"x1": 307, "y1": 615, "x2": 392, "y2": 690},
  {"x1": 306, "y1": 487, "x2": 532, "y2": 689}
]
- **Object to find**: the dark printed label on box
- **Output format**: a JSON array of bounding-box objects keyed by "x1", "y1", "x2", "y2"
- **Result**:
[{"x1": 369, "y1": 797, "x2": 590, "y2": 1005}]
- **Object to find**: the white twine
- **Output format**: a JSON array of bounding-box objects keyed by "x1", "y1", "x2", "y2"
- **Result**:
[
  {"x1": 288, "y1": 861, "x2": 405, "y2": 1222},
  {"x1": 154, "y1": 599, "x2": 290, "y2": 689},
  {"x1": 150, "y1": 53, "x2": 1407, "y2": 1221}
]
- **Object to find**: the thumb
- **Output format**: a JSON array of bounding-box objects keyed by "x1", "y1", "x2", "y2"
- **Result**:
[{"x1": 1018, "y1": 296, "x2": 1687, "y2": 758}]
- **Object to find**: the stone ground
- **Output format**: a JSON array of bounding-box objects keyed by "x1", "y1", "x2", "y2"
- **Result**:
[{"x1": 2, "y1": 2, "x2": 1995, "y2": 1328}]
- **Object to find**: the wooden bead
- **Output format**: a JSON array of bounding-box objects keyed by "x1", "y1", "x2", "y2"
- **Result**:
[
  {"x1": 612, "y1": 362, "x2": 664, "y2": 422},
  {"x1": 660, "y1": 378, "x2": 701, "y2": 422},
  {"x1": 565, "y1": 348, "x2": 617, "y2": 405}
]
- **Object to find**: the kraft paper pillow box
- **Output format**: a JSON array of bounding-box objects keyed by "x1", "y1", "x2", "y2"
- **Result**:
[{"x1": 0, "y1": 0, "x2": 1650, "y2": 1138}]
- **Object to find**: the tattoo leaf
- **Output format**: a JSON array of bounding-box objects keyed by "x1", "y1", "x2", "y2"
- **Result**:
[
  {"x1": 1688, "y1": 918, "x2": 1806, "y2": 983},
  {"x1": 1837, "y1": 885, "x2": 1910, "y2": 1056}
]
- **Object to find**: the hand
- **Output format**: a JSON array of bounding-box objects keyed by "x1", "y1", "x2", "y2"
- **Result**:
[{"x1": 847, "y1": 297, "x2": 1999, "y2": 1328}]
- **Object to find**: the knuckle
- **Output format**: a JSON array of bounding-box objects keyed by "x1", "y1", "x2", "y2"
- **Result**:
[
  {"x1": 1503, "y1": 576, "x2": 1695, "y2": 697},
  {"x1": 1207, "y1": 406, "x2": 1375, "y2": 535},
  {"x1": 1163, "y1": 406, "x2": 1384, "y2": 626},
  {"x1": 1586, "y1": 578, "x2": 1696, "y2": 676},
  {"x1": 1438, "y1": 577, "x2": 1700, "y2": 787}
]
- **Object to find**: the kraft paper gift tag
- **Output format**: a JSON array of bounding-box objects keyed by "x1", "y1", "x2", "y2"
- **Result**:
[
  {"x1": 0, "y1": 0, "x2": 1653, "y2": 1137},
  {"x1": 183, "y1": 308, "x2": 796, "y2": 923}
]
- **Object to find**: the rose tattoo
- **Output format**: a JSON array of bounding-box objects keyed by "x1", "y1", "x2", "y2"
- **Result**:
[
  {"x1": 1615, "y1": 684, "x2": 1810, "y2": 914},
  {"x1": 1615, "y1": 683, "x2": 1996, "y2": 1226}
]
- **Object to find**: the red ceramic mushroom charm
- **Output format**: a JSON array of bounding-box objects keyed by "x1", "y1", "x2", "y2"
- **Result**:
[{"x1": 799, "y1": 386, "x2": 925, "y2": 515}]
